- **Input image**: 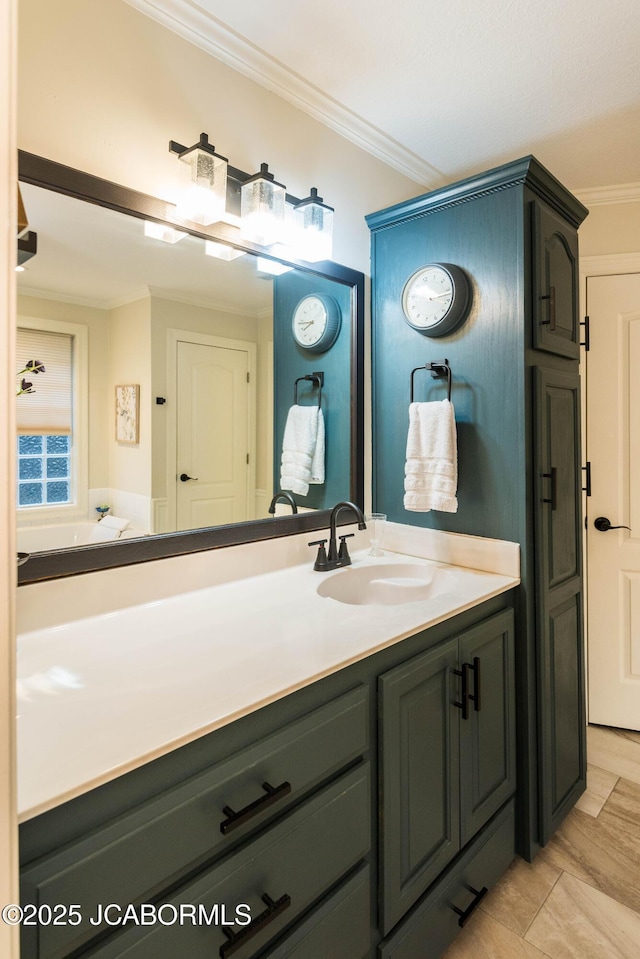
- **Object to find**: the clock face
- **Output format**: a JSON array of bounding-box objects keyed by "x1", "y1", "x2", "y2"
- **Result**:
[
  {"x1": 292, "y1": 294, "x2": 341, "y2": 352},
  {"x1": 402, "y1": 263, "x2": 470, "y2": 336}
]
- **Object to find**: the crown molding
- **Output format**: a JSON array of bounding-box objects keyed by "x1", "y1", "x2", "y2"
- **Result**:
[
  {"x1": 148, "y1": 285, "x2": 264, "y2": 316},
  {"x1": 574, "y1": 182, "x2": 640, "y2": 206},
  {"x1": 122, "y1": 0, "x2": 442, "y2": 188}
]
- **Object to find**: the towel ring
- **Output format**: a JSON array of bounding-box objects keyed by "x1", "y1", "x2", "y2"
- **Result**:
[
  {"x1": 294, "y1": 371, "x2": 324, "y2": 407},
  {"x1": 410, "y1": 359, "x2": 452, "y2": 403}
]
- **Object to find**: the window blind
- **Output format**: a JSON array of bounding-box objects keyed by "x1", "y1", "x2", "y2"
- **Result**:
[{"x1": 16, "y1": 328, "x2": 73, "y2": 434}]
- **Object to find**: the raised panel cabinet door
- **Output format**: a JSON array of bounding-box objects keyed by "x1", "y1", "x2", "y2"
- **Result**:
[
  {"x1": 532, "y1": 202, "x2": 580, "y2": 359},
  {"x1": 534, "y1": 365, "x2": 586, "y2": 843},
  {"x1": 534, "y1": 367, "x2": 583, "y2": 594},
  {"x1": 538, "y1": 592, "x2": 586, "y2": 843},
  {"x1": 458, "y1": 610, "x2": 516, "y2": 846},
  {"x1": 378, "y1": 637, "x2": 460, "y2": 935}
]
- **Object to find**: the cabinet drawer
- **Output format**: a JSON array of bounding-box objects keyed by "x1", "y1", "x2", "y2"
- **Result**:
[
  {"x1": 262, "y1": 863, "x2": 371, "y2": 959},
  {"x1": 21, "y1": 686, "x2": 368, "y2": 959},
  {"x1": 380, "y1": 801, "x2": 515, "y2": 959},
  {"x1": 83, "y1": 764, "x2": 371, "y2": 959}
]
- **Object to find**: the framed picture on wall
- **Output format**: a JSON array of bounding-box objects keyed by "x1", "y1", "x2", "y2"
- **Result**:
[{"x1": 115, "y1": 384, "x2": 140, "y2": 445}]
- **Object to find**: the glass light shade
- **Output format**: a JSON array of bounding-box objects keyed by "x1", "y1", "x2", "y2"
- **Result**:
[
  {"x1": 204, "y1": 240, "x2": 245, "y2": 261},
  {"x1": 176, "y1": 147, "x2": 227, "y2": 225},
  {"x1": 144, "y1": 221, "x2": 187, "y2": 244},
  {"x1": 294, "y1": 189, "x2": 334, "y2": 261},
  {"x1": 240, "y1": 165, "x2": 286, "y2": 246},
  {"x1": 256, "y1": 257, "x2": 292, "y2": 276}
]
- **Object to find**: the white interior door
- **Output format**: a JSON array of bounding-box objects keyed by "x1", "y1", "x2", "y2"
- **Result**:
[
  {"x1": 586, "y1": 272, "x2": 640, "y2": 729},
  {"x1": 176, "y1": 340, "x2": 250, "y2": 531}
]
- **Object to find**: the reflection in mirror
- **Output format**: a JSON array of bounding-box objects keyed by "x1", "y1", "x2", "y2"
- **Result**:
[{"x1": 16, "y1": 155, "x2": 364, "y2": 582}]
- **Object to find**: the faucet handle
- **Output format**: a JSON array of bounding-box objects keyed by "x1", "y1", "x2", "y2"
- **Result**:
[
  {"x1": 338, "y1": 533, "x2": 355, "y2": 566},
  {"x1": 308, "y1": 539, "x2": 329, "y2": 571}
]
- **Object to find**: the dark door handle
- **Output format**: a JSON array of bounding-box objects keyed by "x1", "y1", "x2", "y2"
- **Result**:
[
  {"x1": 453, "y1": 663, "x2": 470, "y2": 721},
  {"x1": 452, "y1": 885, "x2": 488, "y2": 927},
  {"x1": 542, "y1": 468, "x2": 557, "y2": 510},
  {"x1": 220, "y1": 781, "x2": 291, "y2": 835},
  {"x1": 179, "y1": 473, "x2": 199, "y2": 482},
  {"x1": 594, "y1": 516, "x2": 631, "y2": 532},
  {"x1": 220, "y1": 892, "x2": 291, "y2": 957}
]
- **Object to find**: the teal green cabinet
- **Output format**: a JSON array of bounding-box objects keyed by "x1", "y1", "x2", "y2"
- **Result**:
[
  {"x1": 367, "y1": 155, "x2": 588, "y2": 860},
  {"x1": 534, "y1": 366, "x2": 586, "y2": 841},
  {"x1": 379, "y1": 610, "x2": 516, "y2": 934},
  {"x1": 379, "y1": 802, "x2": 515, "y2": 959},
  {"x1": 532, "y1": 202, "x2": 580, "y2": 359}
]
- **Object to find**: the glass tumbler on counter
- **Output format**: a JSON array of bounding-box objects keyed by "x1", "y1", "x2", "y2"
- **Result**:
[{"x1": 366, "y1": 513, "x2": 387, "y2": 556}]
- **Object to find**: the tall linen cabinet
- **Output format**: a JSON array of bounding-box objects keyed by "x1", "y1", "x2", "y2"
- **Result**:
[{"x1": 366, "y1": 155, "x2": 589, "y2": 857}]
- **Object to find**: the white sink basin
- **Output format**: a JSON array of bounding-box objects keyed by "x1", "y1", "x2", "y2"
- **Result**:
[{"x1": 316, "y1": 562, "x2": 454, "y2": 606}]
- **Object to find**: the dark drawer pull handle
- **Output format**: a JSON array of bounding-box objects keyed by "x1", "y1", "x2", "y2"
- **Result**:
[
  {"x1": 467, "y1": 657, "x2": 481, "y2": 712},
  {"x1": 541, "y1": 467, "x2": 557, "y2": 510},
  {"x1": 540, "y1": 285, "x2": 556, "y2": 331},
  {"x1": 453, "y1": 663, "x2": 469, "y2": 721},
  {"x1": 220, "y1": 892, "x2": 291, "y2": 957},
  {"x1": 452, "y1": 884, "x2": 488, "y2": 927},
  {"x1": 220, "y1": 781, "x2": 291, "y2": 835}
]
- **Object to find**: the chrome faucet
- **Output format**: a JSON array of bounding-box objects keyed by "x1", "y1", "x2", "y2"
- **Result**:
[
  {"x1": 268, "y1": 491, "x2": 298, "y2": 515},
  {"x1": 309, "y1": 501, "x2": 367, "y2": 571}
]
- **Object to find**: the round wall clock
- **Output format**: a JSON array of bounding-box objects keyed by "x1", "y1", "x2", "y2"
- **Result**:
[
  {"x1": 292, "y1": 293, "x2": 342, "y2": 353},
  {"x1": 401, "y1": 262, "x2": 471, "y2": 336}
]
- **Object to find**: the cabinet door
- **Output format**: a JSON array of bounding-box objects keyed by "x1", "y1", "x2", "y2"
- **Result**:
[
  {"x1": 535, "y1": 366, "x2": 586, "y2": 843},
  {"x1": 378, "y1": 638, "x2": 460, "y2": 935},
  {"x1": 532, "y1": 202, "x2": 580, "y2": 359},
  {"x1": 459, "y1": 610, "x2": 516, "y2": 845}
]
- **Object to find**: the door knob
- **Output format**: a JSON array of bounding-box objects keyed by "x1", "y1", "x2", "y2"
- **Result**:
[
  {"x1": 594, "y1": 516, "x2": 631, "y2": 532},
  {"x1": 179, "y1": 473, "x2": 198, "y2": 482}
]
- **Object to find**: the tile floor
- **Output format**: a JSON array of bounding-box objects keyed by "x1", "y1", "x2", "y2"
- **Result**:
[{"x1": 441, "y1": 724, "x2": 640, "y2": 959}]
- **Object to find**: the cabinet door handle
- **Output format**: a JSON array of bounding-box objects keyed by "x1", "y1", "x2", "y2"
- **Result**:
[
  {"x1": 541, "y1": 467, "x2": 557, "y2": 510},
  {"x1": 467, "y1": 657, "x2": 481, "y2": 712},
  {"x1": 220, "y1": 781, "x2": 291, "y2": 835},
  {"x1": 220, "y1": 892, "x2": 291, "y2": 957},
  {"x1": 452, "y1": 884, "x2": 488, "y2": 927},
  {"x1": 540, "y1": 285, "x2": 556, "y2": 331},
  {"x1": 453, "y1": 663, "x2": 470, "y2": 721}
]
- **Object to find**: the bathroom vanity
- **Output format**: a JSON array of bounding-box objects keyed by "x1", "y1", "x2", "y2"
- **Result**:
[{"x1": 17, "y1": 527, "x2": 518, "y2": 959}]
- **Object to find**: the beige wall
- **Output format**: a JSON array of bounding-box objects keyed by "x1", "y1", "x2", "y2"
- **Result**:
[
  {"x1": 109, "y1": 297, "x2": 152, "y2": 497},
  {"x1": 578, "y1": 200, "x2": 640, "y2": 258},
  {"x1": 17, "y1": 0, "x2": 420, "y2": 277},
  {"x1": 1, "y1": 0, "x2": 19, "y2": 951}
]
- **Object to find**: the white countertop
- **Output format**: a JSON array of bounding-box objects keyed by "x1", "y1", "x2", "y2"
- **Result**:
[{"x1": 16, "y1": 524, "x2": 519, "y2": 821}]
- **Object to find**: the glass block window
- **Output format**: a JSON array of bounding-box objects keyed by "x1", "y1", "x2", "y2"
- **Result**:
[{"x1": 16, "y1": 434, "x2": 71, "y2": 507}]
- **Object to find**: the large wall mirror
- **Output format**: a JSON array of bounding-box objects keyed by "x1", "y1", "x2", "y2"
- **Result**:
[{"x1": 16, "y1": 152, "x2": 364, "y2": 584}]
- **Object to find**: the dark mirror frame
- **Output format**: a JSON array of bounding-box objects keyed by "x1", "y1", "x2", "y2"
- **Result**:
[{"x1": 17, "y1": 151, "x2": 365, "y2": 584}]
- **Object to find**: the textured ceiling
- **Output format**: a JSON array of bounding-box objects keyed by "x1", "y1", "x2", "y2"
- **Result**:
[{"x1": 124, "y1": 0, "x2": 640, "y2": 191}]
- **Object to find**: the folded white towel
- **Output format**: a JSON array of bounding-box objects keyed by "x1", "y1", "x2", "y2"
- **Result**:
[
  {"x1": 280, "y1": 405, "x2": 325, "y2": 497},
  {"x1": 99, "y1": 515, "x2": 130, "y2": 531},
  {"x1": 89, "y1": 524, "x2": 120, "y2": 543},
  {"x1": 404, "y1": 399, "x2": 458, "y2": 512}
]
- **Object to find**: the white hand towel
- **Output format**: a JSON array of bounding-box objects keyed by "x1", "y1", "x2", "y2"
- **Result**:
[
  {"x1": 280, "y1": 405, "x2": 325, "y2": 496},
  {"x1": 99, "y1": 515, "x2": 130, "y2": 532},
  {"x1": 89, "y1": 524, "x2": 120, "y2": 543},
  {"x1": 403, "y1": 399, "x2": 458, "y2": 512}
]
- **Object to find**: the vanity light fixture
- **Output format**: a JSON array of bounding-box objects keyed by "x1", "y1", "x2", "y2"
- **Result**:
[
  {"x1": 169, "y1": 133, "x2": 334, "y2": 258},
  {"x1": 240, "y1": 163, "x2": 287, "y2": 247},
  {"x1": 170, "y1": 133, "x2": 228, "y2": 226},
  {"x1": 144, "y1": 221, "x2": 187, "y2": 244},
  {"x1": 204, "y1": 239, "x2": 245, "y2": 261},
  {"x1": 294, "y1": 188, "x2": 334, "y2": 262}
]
